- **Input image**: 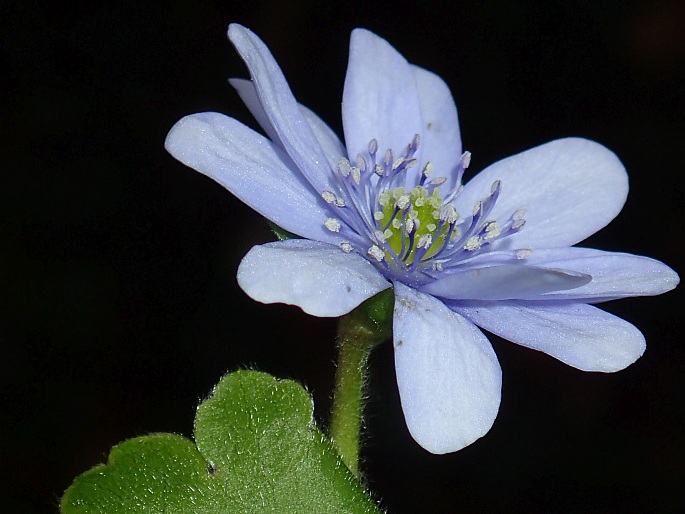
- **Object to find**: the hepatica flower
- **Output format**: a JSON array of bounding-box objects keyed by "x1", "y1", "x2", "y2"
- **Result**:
[{"x1": 166, "y1": 25, "x2": 679, "y2": 454}]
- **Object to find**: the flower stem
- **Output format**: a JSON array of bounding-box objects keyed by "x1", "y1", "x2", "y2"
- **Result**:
[{"x1": 329, "y1": 289, "x2": 394, "y2": 477}]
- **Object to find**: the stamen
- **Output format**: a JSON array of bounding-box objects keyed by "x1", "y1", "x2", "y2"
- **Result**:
[
  {"x1": 356, "y1": 154, "x2": 367, "y2": 173},
  {"x1": 384, "y1": 149, "x2": 393, "y2": 168},
  {"x1": 417, "y1": 234, "x2": 432, "y2": 249},
  {"x1": 374, "y1": 230, "x2": 387, "y2": 243},
  {"x1": 464, "y1": 235, "x2": 482, "y2": 251},
  {"x1": 324, "y1": 218, "x2": 341, "y2": 232},
  {"x1": 351, "y1": 166, "x2": 361, "y2": 185},
  {"x1": 367, "y1": 245, "x2": 385, "y2": 262},
  {"x1": 396, "y1": 194, "x2": 411, "y2": 210},
  {"x1": 337, "y1": 158, "x2": 351, "y2": 177},
  {"x1": 341, "y1": 134, "x2": 525, "y2": 276},
  {"x1": 484, "y1": 221, "x2": 501, "y2": 239}
]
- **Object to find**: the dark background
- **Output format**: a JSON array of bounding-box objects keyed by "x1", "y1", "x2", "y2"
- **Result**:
[{"x1": 2, "y1": 1, "x2": 683, "y2": 512}]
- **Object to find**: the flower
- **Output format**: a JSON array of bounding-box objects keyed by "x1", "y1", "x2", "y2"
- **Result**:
[{"x1": 165, "y1": 24, "x2": 679, "y2": 454}]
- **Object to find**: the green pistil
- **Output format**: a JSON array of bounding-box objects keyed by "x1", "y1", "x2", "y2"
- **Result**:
[{"x1": 376, "y1": 186, "x2": 452, "y2": 264}]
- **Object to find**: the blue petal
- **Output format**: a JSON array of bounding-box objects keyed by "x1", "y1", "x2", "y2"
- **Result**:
[
  {"x1": 393, "y1": 282, "x2": 501, "y2": 454},
  {"x1": 230, "y1": 78, "x2": 347, "y2": 172},
  {"x1": 515, "y1": 247, "x2": 680, "y2": 301},
  {"x1": 237, "y1": 240, "x2": 391, "y2": 317},
  {"x1": 342, "y1": 29, "x2": 423, "y2": 164},
  {"x1": 228, "y1": 24, "x2": 340, "y2": 196},
  {"x1": 421, "y1": 265, "x2": 591, "y2": 300},
  {"x1": 411, "y1": 65, "x2": 462, "y2": 190},
  {"x1": 229, "y1": 77, "x2": 280, "y2": 143},
  {"x1": 165, "y1": 112, "x2": 340, "y2": 244},
  {"x1": 455, "y1": 138, "x2": 629, "y2": 248},
  {"x1": 454, "y1": 301, "x2": 646, "y2": 372}
]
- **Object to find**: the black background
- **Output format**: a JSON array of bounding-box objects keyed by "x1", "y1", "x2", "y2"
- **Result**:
[{"x1": 2, "y1": 1, "x2": 684, "y2": 512}]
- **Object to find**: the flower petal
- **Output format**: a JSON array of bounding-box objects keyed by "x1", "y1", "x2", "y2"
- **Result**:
[
  {"x1": 342, "y1": 29, "x2": 422, "y2": 162},
  {"x1": 456, "y1": 138, "x2": 629, "y2": 247},
  {"x1": 421, "y1": 265, "x2": 591, "y2": 300},
  {"x1": 237, "y1": 240, "x2": 391, "y2": 317},
  {"x1": 229, "y1": 77, "x2": 280, "y2": 143},
  {"x1": 227, "y1": 24, "x2": 338, "y2": 195},
  {"x1": 411, "y1": 64, "x2": 462, "y2": 189},
  {"x1": 165, "y1": 112, "x2": 338, "y2": 244},
  {"x1": 518, "y1": 247, "x2": 680, "y2": 301},
  {"x1": 230, "y1": 78, "x2": 347, "y2": 171},
  {"x1": 454, "y1": 302, "x2": 646, "y2": 372},
  {"x1": 393, "y1": 282, "x2": 501, "y2": 454},
  {"x1": 299, "y1": 104, "x2": 347, "y2": 172}
]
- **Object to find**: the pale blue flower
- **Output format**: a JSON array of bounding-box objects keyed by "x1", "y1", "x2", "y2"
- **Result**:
[{"x1": 166, "y1": 25, "x2": 679, "y2": 454}]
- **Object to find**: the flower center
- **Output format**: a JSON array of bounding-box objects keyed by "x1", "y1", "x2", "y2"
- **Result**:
[
  {"x1": 374, "y1": 185, "x2": 457, "y2": 265},
  {"x1": 321, "y1": 134, "x2": 527, "y2": 281}
]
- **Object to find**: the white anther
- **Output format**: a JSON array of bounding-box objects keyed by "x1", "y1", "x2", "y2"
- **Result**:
[
  {"x1": 383, "y1": 229, "x2": 393, "y2": 239},
  {"x1": 415, "y1": 197, "x2": 425, "y2": 207},
  {"x1": 392, "y1": 219, "x2": 402, "y2": 229},
  {"x1": 321, "y1": 190, "x2": 337, "y2": 204},
  {"x1": 491, "y1": 180, "x2": 501, "y2": 194},
  {"x1": 461, "y1": 151, "x2": 472, "y2": 169},
  {"x1": 426, "y1": 223, "x2": 437, "y2": 232},
  {"x1": 473, "y1": 201, "x2": 482, "y2": 216},
  {"x1": 464, "y1": 235, "x2": 482, "y2": 251},
  {"x1": 417, "y1": 234, "x2": 432, "y2": 249},
  {"x1": 484, "y1": 221, "x2": 501, "y2": 239},
  {"x1": 396, "y1": 194, "x2": 411, "y2": 210},
  {"x1": 512, "y1": 208, "x2": 527, "y2": 220},
  {"x1": 335, "y1": 198, "x2": 346, "y2": 207},
  {"x1": 324, "y1": 218, "x2": 341, "y2": 232},
  {"x1": 392, "y1": 158, "x2": 404, "y2": 171},
  {"x1": 368, "y1": 139, "x2": 378, "y2": 154},
  {"x1": 337, "y1": 158, "x2": 351, "y2": 176},
  {"x1": 384, "y1": 149, "x2": 393, "y2": 166},
  {"x1": 374, "y1": 230, "x2": 387, "y2": 243},
  {"x1": 374, "y1": 163, "x2": 383, "y2": 176},
  {"x1": 431, "y1": 209, "x2": 441, "y2": 219},
  {"x1": 432, "y1": 261, "x2": 443, "y2": 272},
  {"x1": 411, "y1": 133, "x2": 421, "y2": 148},
  {"x1": 422, "y1": 162, "x2": 434, "y2": 177},
  {"x1": 516, "y1": 248, "x2": 533, "y2": 259},
  {"x1": 373, "y1": 211, "x2": 384, "y2": 221},
  {"x1": 405, "y1": 219, "x2": 415, "y2": 233},
  {"x1": 356, "y1": 154, "x2": 367, "y2": 172},
  {"x1": 367, "y1": 245, "x2": 385, "y2": 262},
  {"x1": 512, "y1": 219, "x2": 526, "y2": 231},
  {"x1": 339, "y1": 241, "x2": 353, "y2": 253},
  {"x1": 351, "y1": 166, "x2": 361, "y2": 185},
  {"x1": 404, "y1": 158, "x2": 417, "y2": 169},
  {"x1": 428, "y1": 176, "x2": 447, "y2": 187},
  {"x1": 408, "y1": 210, "x2": 419, "y2": 220},
  {"x1": 442, "y1": 206, "x2": 459, "y2": 224}
]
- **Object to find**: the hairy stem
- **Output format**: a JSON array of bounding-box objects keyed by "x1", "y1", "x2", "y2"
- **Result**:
[{"x1": 329, "y1": 289, "x2": 394, "y2": 477}]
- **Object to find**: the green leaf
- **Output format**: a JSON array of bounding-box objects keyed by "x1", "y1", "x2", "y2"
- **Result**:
[
  {"x1": 61, "y1": 370, "x2": 382, "y2": 514},
  {"x1": 266, "y1": 220, "x2": 298, "y2": 241}
]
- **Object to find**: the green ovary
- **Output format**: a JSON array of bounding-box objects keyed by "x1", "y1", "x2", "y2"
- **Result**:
[{"x1": 376, "y1": 186, "x2": 453, "y2": 265}]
